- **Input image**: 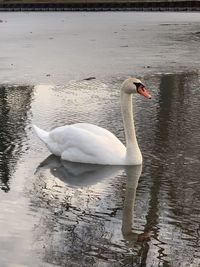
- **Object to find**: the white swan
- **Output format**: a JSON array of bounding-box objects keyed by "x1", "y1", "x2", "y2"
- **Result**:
[{"x1": 33, "y1": 77, "x2": 151, "y2": 165}]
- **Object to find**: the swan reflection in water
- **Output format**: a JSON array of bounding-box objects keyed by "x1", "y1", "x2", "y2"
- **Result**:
[
  {"x1": 37, "y1": 155, "x2": 151, "y2": 243},
  {"x1": 37, "y1": 155, "x2": 122, "y2": 187}
]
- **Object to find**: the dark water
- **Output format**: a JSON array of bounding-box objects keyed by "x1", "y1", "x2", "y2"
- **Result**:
[{"x1": 0, "y1": 72, "x2": 199, "y2": 267}]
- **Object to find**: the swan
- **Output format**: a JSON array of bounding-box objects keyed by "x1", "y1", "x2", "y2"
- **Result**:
[{"x1": 33, "y1": 77, "x2": 151, "y2": 165}]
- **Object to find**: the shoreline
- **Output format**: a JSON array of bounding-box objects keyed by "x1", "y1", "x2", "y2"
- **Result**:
[{"x1": 0, "y1": 1, "x2": 199, "y2": 12}]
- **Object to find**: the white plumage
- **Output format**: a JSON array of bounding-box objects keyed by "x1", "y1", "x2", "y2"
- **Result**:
[{"x1": 33, "y1": 123, "x2": 126, "y2": 165}]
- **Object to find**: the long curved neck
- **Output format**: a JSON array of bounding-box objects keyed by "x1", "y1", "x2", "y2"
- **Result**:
[{"x1": 120, "y1": 91, "x2": 142, "y2": 164}]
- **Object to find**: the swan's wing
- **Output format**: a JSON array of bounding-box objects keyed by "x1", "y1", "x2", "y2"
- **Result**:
[{"x1": 48, "y1": 123, "x2": 126, "y2": 164}]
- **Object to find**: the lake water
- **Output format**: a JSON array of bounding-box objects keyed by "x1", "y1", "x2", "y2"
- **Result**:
[{"x1": 0, "y1": 71, "x2": 199, "y2": 267}]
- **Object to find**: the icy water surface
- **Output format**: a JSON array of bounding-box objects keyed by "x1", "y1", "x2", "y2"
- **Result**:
[{"x1": 0, "y1": 72, "x2": 200, "y2": 267}]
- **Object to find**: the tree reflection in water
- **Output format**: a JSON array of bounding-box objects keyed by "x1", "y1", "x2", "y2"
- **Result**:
[{"x1": 0, "y1": 85, "x2": 33, "y2": 192}]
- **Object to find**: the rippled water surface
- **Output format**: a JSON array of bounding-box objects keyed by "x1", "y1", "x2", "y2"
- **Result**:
[{"x1": 0, "y1": 72, "x2": 200, "y2": 267}]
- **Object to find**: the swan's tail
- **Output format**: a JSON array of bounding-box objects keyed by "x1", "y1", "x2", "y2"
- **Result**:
[{"x1": 33, "y1": 125, "x2": 49, "y2": 144}]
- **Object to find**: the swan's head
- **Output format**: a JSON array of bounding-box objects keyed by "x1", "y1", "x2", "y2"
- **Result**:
[{"x1": 121, "y1": 77, "x2": 151, "y2": 99}]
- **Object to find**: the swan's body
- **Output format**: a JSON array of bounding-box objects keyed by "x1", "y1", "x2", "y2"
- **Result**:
[
  {"x1": 34, "y1": 123, "x2": 126, "y2": 165},
  {"x1": 33, "y1": 77, "x2": 151, "y2": 165}
]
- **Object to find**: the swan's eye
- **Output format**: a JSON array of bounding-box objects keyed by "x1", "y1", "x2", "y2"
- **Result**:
[
  {"x1": 134, "y1": 82, "x2": 145, "y2": 92},
  {"x1": 133, "y1": 82, "x2": 142, "y2": 89}
]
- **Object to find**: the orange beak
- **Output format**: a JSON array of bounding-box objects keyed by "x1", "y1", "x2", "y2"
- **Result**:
[{"x1": 137, "y1": 85, "x2": 151, "y2": 99}]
